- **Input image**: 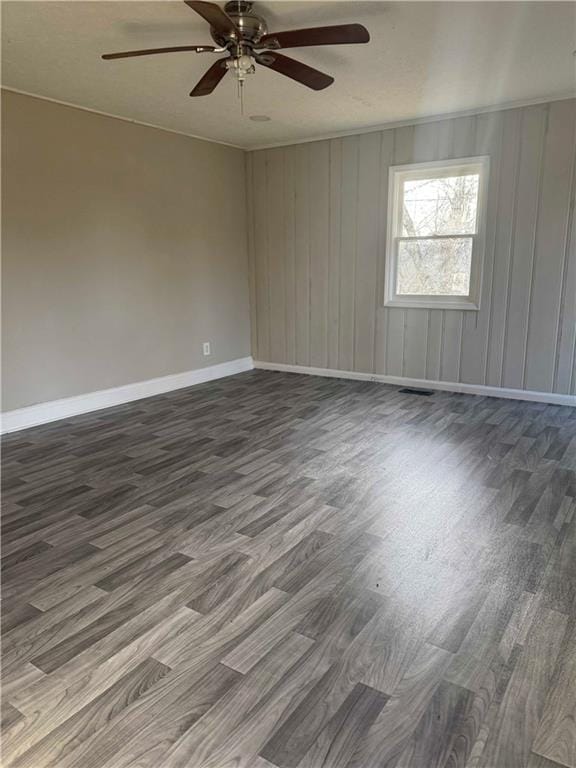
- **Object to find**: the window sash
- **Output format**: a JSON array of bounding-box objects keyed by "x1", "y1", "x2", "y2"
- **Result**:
[
  {"x1": 392, "y1": 235, "x2": 475, "y2": 299},
  {"x1": 399, "y1": 175, "x2": 482, "y2": 238}
]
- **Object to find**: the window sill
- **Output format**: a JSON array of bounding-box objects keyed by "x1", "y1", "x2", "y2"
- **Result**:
[{"x1": 384, "y1": 298, "x2": 480, "y2": 311}]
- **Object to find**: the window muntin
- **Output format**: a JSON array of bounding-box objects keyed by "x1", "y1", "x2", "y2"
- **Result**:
[{"x1": 385, "y1": 157, "x2": 489, "y2": 310}]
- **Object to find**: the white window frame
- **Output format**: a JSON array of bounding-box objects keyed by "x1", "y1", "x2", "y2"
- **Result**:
[{"x1": 384, "y1": 155, "x2": 490, "y2": 311}]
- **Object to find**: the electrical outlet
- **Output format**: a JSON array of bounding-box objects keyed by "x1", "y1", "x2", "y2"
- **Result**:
[{"x1": 202, "y1": 342, "x2": 211, "y2": 356}]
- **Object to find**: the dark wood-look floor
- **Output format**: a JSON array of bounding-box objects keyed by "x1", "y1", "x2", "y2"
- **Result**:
[{"x1": 1, "y1": 370, "x2": 575, "y2": 768}]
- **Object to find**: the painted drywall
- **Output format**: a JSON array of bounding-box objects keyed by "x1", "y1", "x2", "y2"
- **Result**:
[
  {"x1": 2, "y1": 90, "x2": 251, "y2": 411},
  {"x1": 247, "y1": 98, "x2": 576, "y2": 395}
]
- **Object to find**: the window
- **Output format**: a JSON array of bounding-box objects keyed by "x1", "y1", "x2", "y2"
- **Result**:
[{"x1": 385, "y1": 156, "x2": 489, "y2": 310}]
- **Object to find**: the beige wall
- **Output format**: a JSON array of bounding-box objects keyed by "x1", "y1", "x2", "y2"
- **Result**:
[
  {"x1": 2, "y1": 90, "x2": 251, "y2": 411},
  {"x1": 248, "y1": 98, "x2": 576, "y2": 395}
]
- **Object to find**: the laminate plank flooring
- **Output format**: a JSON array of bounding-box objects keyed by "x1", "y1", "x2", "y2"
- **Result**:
[{"x1": 1, "y1": 370, "x2": 575, "y2": 768}]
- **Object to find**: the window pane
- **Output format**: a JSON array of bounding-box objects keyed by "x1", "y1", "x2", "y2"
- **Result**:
[
  {"x1": 402, "y1": 174, "x2": 479, "y2": 236},
  {"x1": 396, "y1": 237, "x2": 472, "y2": 296}
]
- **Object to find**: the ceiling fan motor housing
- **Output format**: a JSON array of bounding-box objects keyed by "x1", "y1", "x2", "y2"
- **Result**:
[{"x1": 212, "y1": 1, "x2": 268, "y2": 49}]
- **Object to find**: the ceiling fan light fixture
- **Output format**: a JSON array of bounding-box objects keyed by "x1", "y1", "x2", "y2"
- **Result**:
[{"x1": 227, "y1": 53, "x2": 256, "y2": 80}]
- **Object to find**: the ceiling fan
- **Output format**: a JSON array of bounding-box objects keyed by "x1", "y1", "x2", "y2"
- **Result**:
[{"x1": 102, "y1": 1, "x2": 370, "y2": 96}]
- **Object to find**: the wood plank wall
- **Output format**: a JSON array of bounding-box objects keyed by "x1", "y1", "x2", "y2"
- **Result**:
[{"x1": 246, "y1": 98, "x2": 576, "y2": 395}]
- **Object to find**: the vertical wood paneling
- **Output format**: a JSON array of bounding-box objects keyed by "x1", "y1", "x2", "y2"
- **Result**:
[
  {"x1": 403, "y1": 309, "x2": 429, "y2": 379},
  {"x1": 425, "y1": 311, "x2": 443, "y2": 381},
  {"x1": 374, "y1": 130, "x2": 394, "y2": 375},
  {"x1": 249, "y1": 98, "x2": 576, "y2": 397},
  {"x1": 253, "y1": 150, "x2": 270, "y2": 361},
  {"x1": 554, "y1": 150, "x2": 576, "y2": 394},
  {"x1": 524, "y1": 99, "x2": 576, "y2": 392},
  {"x1": 485, "y1": 108, "x2": 522, "y2": 387},
  {"x1": 309, "y1": 142, "x2": 330, "y2": 367},
  {"x1": 294, "y1": 144, "x2": 310, "y2": 365},
  {"x1": 459, "y1": 110, "x2": 504, "y2": 385},
  {"x1": 266, "y1": 149, "x2": 287, "y2": 363},
  {"x1": 327, "y1": 139, "x2": 342, "y2": 370},
  {"x1": 245, "y1": 152, "x2": 258, "y2": 359},
  {"x1": 439, "y1": 290, "x2": 463, "y2": 380},
  {"x1": 354, "y1": 132, "x2": 380, "y2": 373},
  {"x1": 501, "y1": 106, "x2": 547, "y2": 389},
  {"x1": 339, "y1": 136, "x2": 359, "y2": 371},
  {"x1": 283, "y1": 147, "x2": 296, "y2": 364}
]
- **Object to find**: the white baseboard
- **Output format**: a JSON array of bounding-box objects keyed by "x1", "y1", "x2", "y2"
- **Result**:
[
  {"x1": 1, "y1": 357, "x2": 254, "y2": 434},
  {"x1": 254, "y1": 361, "x2": 576, "y2": 407},
  {"x1": 3, "y1": 356, "x2": 572, "y2": 435}
]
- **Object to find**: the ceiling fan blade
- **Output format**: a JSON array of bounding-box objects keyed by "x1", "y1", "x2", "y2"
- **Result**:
[
  {"x1": 102, "y1": 45, "x2": 216, "y2": 60},
  {"x1": 190, "y1": 58, "x2": 228, "y2": 96},
  {"x1": 184, "y1": 1, "x2": 238, "y2": 37},
  {"x1": 257, "y1": 24, "x2": 369, "y2": 50},
  {"x1": 255, "y1": 52, "x2": 334, "y2": 91}
]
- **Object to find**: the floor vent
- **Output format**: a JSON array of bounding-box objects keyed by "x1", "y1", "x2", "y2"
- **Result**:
[{"x1": 399, "y1": 388, "x2": 434, "y2": 396}]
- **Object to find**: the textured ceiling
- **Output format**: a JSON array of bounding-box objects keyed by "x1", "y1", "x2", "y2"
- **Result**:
[{"x1": 2, "y1": 1, "x2": 575, "y2": 149}]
